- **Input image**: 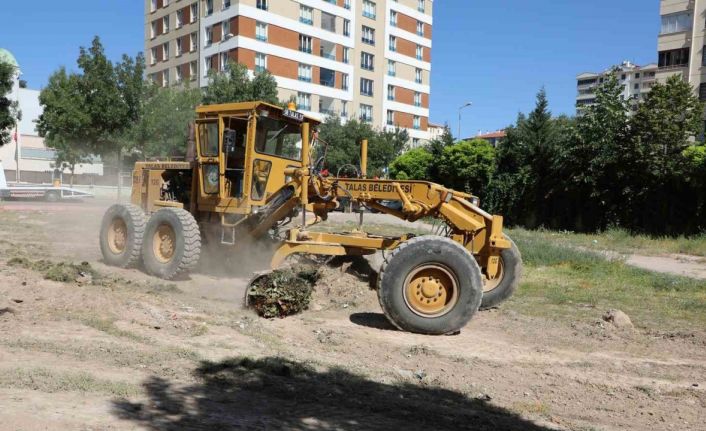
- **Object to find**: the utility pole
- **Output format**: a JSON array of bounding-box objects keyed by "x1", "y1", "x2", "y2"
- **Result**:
[{"x1": 458, "y1": 102, "x2": 472, "y2": 140}]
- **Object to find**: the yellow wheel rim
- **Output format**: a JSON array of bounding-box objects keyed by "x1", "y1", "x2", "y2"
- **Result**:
[
  {"x1": 483, "y1": 257, "x2": 505, "y2": 293},
  {"x1": 403, "y1": 264, "x2": 459, "y2": 317},
  {"x1": 153, "y1": 223, "x2": 176, "y2": 263},
  {"x1": 107, "y1": 218, "x2": 127, "y2": 254}
]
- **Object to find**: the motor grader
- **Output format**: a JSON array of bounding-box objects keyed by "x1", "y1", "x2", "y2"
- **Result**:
[{"x1": 99, "y1": 101, "x2": 522, "y2": 335}]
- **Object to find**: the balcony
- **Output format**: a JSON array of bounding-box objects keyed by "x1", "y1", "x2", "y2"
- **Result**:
[{"x1": 320, "y1": 40, "x2": 336, "y2": 61}]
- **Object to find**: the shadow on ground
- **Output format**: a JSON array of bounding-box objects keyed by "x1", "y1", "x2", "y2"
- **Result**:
[
  {"x1": 113, "y1": 356, "x2": 557, "y2": 431},
  {"x1": 349, "y1": 312, "x2": 398, "y2": 331}
]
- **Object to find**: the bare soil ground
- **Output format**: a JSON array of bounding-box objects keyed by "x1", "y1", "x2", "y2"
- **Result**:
[{"x1": 0, "y1": 200, "x2": 704, "y2": 431}]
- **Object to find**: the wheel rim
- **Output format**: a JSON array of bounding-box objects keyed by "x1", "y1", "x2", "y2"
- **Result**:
[
  {"x1": 483, "y1": 257, "x2": 505, "y2": 293},
  {"x1": 403, "y1": 264, "x2": 459, "y2": 317},
  {"x1": 107, "y1": 218, "x2": 128, "y2": 254},
  {"x1": 153, "y1": 223, "x2": 176, "y2": 263}
]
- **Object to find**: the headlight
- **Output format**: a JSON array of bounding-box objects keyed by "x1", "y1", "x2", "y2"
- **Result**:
[{"x1": 470, "y1": 196, "x2": 480, "y2": 207}]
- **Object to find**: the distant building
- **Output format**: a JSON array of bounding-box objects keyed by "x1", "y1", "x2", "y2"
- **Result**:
[
  {"x1": 427, "y1": 122, "x2": 445, "y2": 141},
  {"x1": 469, "y1": 130, "x2": 506, "y2": 147},
  {"x1": 0, "y1": 48, "x2": 103, "y2": 184},
  {"x1": 575, "y1": 61, "x2": 658, "y2": 114}
]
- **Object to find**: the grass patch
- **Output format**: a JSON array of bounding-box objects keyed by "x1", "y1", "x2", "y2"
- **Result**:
[
  {"x1": 509, "y1": 227, "x2": 706, "y2": 257},
  {"x1": 8, "y1": 257, "x2": 101, "y2": 283},
  {"x1": 507, "y1": 230, "x2": 706, "y2": 330},
  {"x1": 78, "y1": 316, "x2": 152, "y2": 344},
  {"x1": 0, "y1": 367, "x2": 140, "y2": 397}
]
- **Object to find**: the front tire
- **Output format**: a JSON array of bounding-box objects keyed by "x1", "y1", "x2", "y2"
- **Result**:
[
  {"x1": 377, "y1": 236, "x2": 484, "y2": 335},
  {"x1": 480, "y1": 237, "x2": 522, "y2": 309},
  {"x1": 99, "y1": 204, "x2": 146, "y2": 268},
  {"x1": 142, "y1": 208, "x2": 201, "y2": 279}
]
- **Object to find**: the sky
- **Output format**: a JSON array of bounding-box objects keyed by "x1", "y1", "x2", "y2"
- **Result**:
[{"x1": 1, "y1": 0, "x2": 660, "y2": 138}]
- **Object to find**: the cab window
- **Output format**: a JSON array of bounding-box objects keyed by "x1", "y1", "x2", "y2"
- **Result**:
[
  {"x1": 255, "y1": 116, "x2": 302, "y2": 160},
  {"x1": 198, "y1": 122, "x2": 219, "y2": 157}
]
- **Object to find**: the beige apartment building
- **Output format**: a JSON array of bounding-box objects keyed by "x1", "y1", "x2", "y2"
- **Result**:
[
  {"x1": 575, "y1": 61, "x2": 658, "y2": 114},
  {"x1": 658, "y1": 0, "x2": 706, "y2": 100},
  {"x1": 145, "y1": 0, "x2": 201, "y2": 86},
  {"x1": 145, "y1": 0, "x2": 433, "y2": 144}
]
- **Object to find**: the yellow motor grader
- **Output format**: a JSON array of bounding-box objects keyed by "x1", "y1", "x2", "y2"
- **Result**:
[{"x1": 99, "y1": 101, "x2": 522, "y2": 335}]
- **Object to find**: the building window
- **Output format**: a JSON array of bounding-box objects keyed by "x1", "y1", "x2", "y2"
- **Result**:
[
  {"x1": 361, "y1": 52, "x2": 374, "y2": 70},
  {"x1": 150, "y1": 47, "x2": 157, "y2": 65},
  {"x1": 162, "y1": 70, "x2": 170, "y2": 87},
  {"x1": 189, "y1": 61, "x2": 197, "y2": 80},
  {"x1": 360, "y1": 78, "x2": 374, "y2": 96},
  {"x1": 163, "y1": 42, "x2": 169, "y2": 60},
  {"x1": 342, "y1": 47, "x2": 350, "y2": 64},
  {"x1": 298, "y1": 64, "x2": 312, "y2": 82},
  {"x1": 635, "y1": 73, "x2": 640, "y2": 79},
  {"x1": 413, "y1": 116, "x2": 421, "y2": 129},
  {"x1": 299, "y1": 35, "x2": 313, "y2": 53},
  {"x1": 360, "y1": 104, "x2": 373, "y2": 122},
  {"x1": 362, "y1": 26, "x2": 375, "y2": 45},
  {"x1": 418, "y1": 0, "x2": 424, "y2": 12},
  {"x1": 257, "y1": 0, "x2": 268, "y2": 10},
  {"x1": 414, "y1": 92, "x2": 421, "y2": 107},
  {"x1": 416, "y1": 45, "x2": 423, "y2": 60},
  {"x1": 223, "y1": 0, "x2": 231, "y2": 9},
  {"x1": 387, "y1": 110, "x2": 394, "y2": 125},
  {"x1": 362, "y1": 0, "x2": 376, "y2": 19},
  {"x1": 300, "y1": 5, "x2": 313, "y2": 25},
  {"x1": 699, "y1": 83, "x2": 706, "y2": 101},
  {"x1": 341, "y1": 101, "x2": 348, "y2": 117},
  {"x1": 387, "y1": 60, "x2": 396, "y2": 76},
  {"x1": 322, "y1": 12, "x2": 336, "y2": 32},
  {"x1": 415, "y1": 68, "x2": 422, "y2": 84},
  {"x1": 255, "y1": 53, "x2": 266, "y2": 72},
  {"x1": 150, "y1": 21, "x2": 157, "y2": 39},
  {"x1": 222, "y1": 20, "x2": 231, "y2": 38},
  {"x1": 175, "y1": 10, "x2": 183, "y2": 28},
  {"x1": 218, "y1": 52, "x2": 228, "y2": 71},
  {"x1": 256, "y1": 22, "x2": 268, "y2": 41},
  {"x1": 206, "y1": 0, "x2": 213, "y2": 15},
  {"x1": 343, "y1": 19, "x2": 350, "y2": 36},
  {"x1": 163, "y1": 16, "x2": 170, "y2": 33},
  {"x1": 417, "y1": 21, "x2": 424, "y2": 36},
  {"x1": 320, "y1": 68, "x2": 336, "y2": 87},
  {"x1": 190, "y1": 3, "x2": 198, "y2": 22},
  {"x1": 660, "y1": 12, "x2": 692, "y2": 35},
  {"x1": 190, "y1": 32, "x2": 197, "y2": 51},
  {"x1": 344, "y1": 0, "x2": 351, "y2": 10},
  {"x1": 387, "y1": 85, "x2": 395, "y2": 101},
  {"x1": 297, "y1": 92, "x2": 311, "y2": 111},
  {"x1": 175, "y1": 66, "x2": 182, "y2": 83},
  {"x1": 342, "y1": 73, "x2": 349, "y2": 90},
  {"x1": 702, "y1": 47, "x2": 706, "y2": 66},
  {"x1": 389, "y1": 36, "x2": 397, "y2": 52},
  {"x1": 390, "y1": 11, "x2": 397, "y2": 27},
  {"x1": 658, "y1": 47, "x2": 690, "y2": 68},
  {"x1": 205, "y1": 56, "x2": 212, "y2": 75},
  {"x1": 150, "y1": 0, "x2": 157, "y2": 12},
  {"x1": 206, "y1": 27, "x2": 214, "y2": 45},
  {"x1": 412, "y1": 138, "x2": 420, "y2": 147},
  {"x1": 176, "y1": 38, "x2": 183, "y2": 56}
]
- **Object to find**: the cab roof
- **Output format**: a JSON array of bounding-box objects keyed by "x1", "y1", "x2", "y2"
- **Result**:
[{"x1": 196, "y1": 101, "x2": 321, "y2": 125}]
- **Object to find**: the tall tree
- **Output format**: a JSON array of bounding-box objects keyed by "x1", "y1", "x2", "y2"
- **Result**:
[
  {"x1": 202, "y1": 62, "x2": 279, "y2": 105},
  {"x1": 316, "y1": 116, "x2": 376, "y2": 176},
  {"x1": 389, "y1": 147, "x2": 434, "y2": 180},
  {"x1": 426, "y1": 126, "x2": 455, "y2": 183},
  {"x1": 0, "y1": 62, "x2": 20, "y2": 147},
  {"x1": 438, "y1": 139, "x2": 496, "y2": 195},
  {"x1": 368, "y1": 127, "x2": 409, "y2": 177}
]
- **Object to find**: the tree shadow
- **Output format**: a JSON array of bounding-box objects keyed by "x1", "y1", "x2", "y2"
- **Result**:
[{"x1": 113, "y1": 356, "x2": 557, "y2": 431}]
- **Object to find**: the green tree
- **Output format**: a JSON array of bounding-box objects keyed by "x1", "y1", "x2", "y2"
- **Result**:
[
  {"x1": 389, "y1": 147, "x2": 433, "y2": 180},
  {"x1": 628, "y1": 75, "x2": 704, "y2": 233},
  {"x1": 202, "y1": 62, "x2": 279, "y2": 105},
  {"x1": 438, "y1": 139, "x2": 496, "y2": 195},
  {"x1": 427, "y1": 126, "x2": 455, "y2": 183},
  {"x1": 316, "y1": 116, "x2": 376, "y2": 176},
  {"x1": 368, "y1": 127, "x2": 409, "y2": 177},
  {"x1": 0, "y1": 62, "x2": 20, "y2": 147}
]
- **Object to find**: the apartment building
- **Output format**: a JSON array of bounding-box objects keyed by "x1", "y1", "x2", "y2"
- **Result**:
[
  {"x1": 145, "y1": 0, "x2": 434, "y2": 143},
  {"x1": 575, "y1": 61, "x2": 658, "y2": 114},
  {"x1": 145, "y1": 0, "x2": 201, "y2": 87},
  {"x1": 657, "y1": 0, "x2": 706, "y2": 100}
]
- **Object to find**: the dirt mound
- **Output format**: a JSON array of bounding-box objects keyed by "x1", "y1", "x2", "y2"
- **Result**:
[
  {"x1": 310, "y1": 256, "x2": 378, "y2": 311},
  {"x1": 247, "y1": 266, "x2": 320, "y2": 318},
  {"x1": 8, "y1": 257, "x2": 100, "y2": 284}
]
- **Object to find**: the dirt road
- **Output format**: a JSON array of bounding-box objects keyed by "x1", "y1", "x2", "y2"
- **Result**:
[{"x1": 0, "y1": 200, "x2": 704, "y2": 430}]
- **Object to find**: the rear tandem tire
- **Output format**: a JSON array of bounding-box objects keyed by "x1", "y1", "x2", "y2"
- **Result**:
[
  {"x1": 377, "y1": 236, "x2": 484, "y2": 335},
  {"x1": 480, "y1": 237, "x2": 523, "y2": 310},
  {"x1": 99, "y1": 204, "x2": 147, "y2": 268},
  {"x1": 142, "y1": 208, "x2": 201, "y2": 280}
]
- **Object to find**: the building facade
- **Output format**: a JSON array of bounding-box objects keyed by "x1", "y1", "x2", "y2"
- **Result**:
[
  {"x1": 145, "y1": 0, "x2": 434, "y2": 142},
  {"x1": 575, "y1": 61, "x2": 658, "y2": 114},
  {"x1": 145, "y1": 0, "x2": 201, "y2": 87},
  {"x1": 657, "y1": 0, "x2": 706, "y2": 100}
]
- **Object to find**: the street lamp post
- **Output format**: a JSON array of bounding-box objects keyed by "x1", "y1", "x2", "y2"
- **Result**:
[{"x1": 458, "y1": 102, "x2": 472, "y2": 140}]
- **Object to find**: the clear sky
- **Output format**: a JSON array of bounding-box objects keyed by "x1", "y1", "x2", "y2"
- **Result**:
[{"x1": 1, "y1": 1, "x2": 660, "y2": 138}]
